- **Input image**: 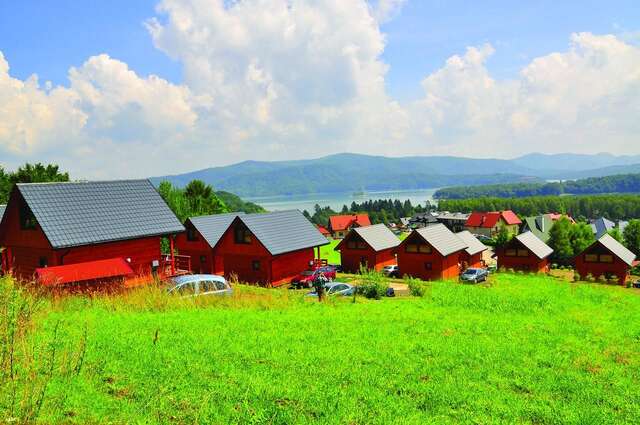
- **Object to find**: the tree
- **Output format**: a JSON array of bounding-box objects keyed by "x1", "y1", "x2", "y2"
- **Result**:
[
  {"x1": 623, "y1": 219, "x2": 640, "y2": 256},
  {"x1": 569, "y1": 222, "x2": 595, "y2": 256},
  {"x1": 607, "y1": 228, "x2": 623, "y2": 243},
  {"x1": 0, "y1": 163, "x2": 69, "y2": 204},
  {"x1": 548, "y1": 217, "x2": 573, "y2": 265},
  {"x1": 158, "y1": 180, "x2": 228, "y2": 222},
  {"x1": 495, "y1": 226, "x2": 511, "y2": 247}
]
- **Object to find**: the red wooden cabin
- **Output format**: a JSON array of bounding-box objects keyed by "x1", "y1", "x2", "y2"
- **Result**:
[
  {"x1": 174, "y1": 212, "x2": 244, "y2": 274},
  {"x1": 334, "y1": 224, "x2": 399, "y2": 273},
  {"x1": 328, "y1": 214, "x2": 371, "y2": 238},
  {"x1": 496, "y1": 231, "x2": 553, "y2": 273},
  {"x1": 0, "y1": 180, "x2": 185, "y2": 285},
  {"x1": 574, "y1": 234, "x2": 636, "y2": 285},
  {"x1": 456, "y1": 230, "x2": 488, "y2": 269},
  {"x1": 212, "y1": 210, "x2": 328, "y2": 286},
  {"x1": 396, "y1": 224, "x2": 467, "y2": 281}
]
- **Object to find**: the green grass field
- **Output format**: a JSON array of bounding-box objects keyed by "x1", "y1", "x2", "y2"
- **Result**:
[{"x1": 2, "y1": 273, "x2": 640, "y2": 424}]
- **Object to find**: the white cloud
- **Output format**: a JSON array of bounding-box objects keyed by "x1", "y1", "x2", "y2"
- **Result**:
[{"x1": 0, "y1": 0, "x2": 639, "y2": 179}]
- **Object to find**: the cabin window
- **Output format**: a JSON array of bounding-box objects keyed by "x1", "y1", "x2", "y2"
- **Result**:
[
  {"x1": 585, "y1": 254, "x2": 598, "y2": 263},
  {"x1": 517, "y1": 249, "x2": 529, "y2": 257},
  {"x1": 418, "y1": 244, "x2": 432, "y2": 254},
  {"x1": 234, "y1": 225, "x2": 252, "y2": 244},
  {"x1": 405, "y1": 244, "x2": 418, "y2": 253},
  {"x1": 424, "y1": 262, "x2": 432, "y2": 270},
  {"x1": 505, "y1": 249, "x2": 517, "y2": 257},
  {"x1": 252, "y1": 260, "x2": 260, "y2": 271},
  {"x1": 187, "y1": 228, "x2": 198, "y2": 241},
  {"x1": 599, "y1": 254, "x2": 613, "y2": 263},
  {"x1": 20, "y1": 203, "x2": 37, "y2": 230},
  {"x1": 39, "y1": 257, "x2": 48, "y2": 268}
]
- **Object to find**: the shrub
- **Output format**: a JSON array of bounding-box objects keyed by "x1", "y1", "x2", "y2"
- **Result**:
[
  {"x1": 586, "y1": 273, "x2": 595, "y2": 283},
  {"x1": 357, "y1": 268, "x2": 388, "y2": 300},
  {"x1": 551, "y1": 263, "x2": 559, "y2": 269},
  {"x1": 573, "y1": 272, "x2": 581, "y2": 282},
  {"x1": 608, "y1": 275, "x2": 619, "y2": 285},
  {"x1": 406, "y1": 277, "x2": 429, "y2": 297}
]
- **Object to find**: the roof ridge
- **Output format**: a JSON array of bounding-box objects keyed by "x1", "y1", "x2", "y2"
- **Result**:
[{"x1": 16, "y1": 178, "x2": 151, "y2": 187}]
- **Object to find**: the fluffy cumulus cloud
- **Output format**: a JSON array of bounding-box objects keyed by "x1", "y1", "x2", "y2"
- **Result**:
[
  {"x1": 0, "y1": 0, "x2": 639, "y2": 179},
  {"x1": 411, "y1": 32, "x2": 640, "y2": 157}
]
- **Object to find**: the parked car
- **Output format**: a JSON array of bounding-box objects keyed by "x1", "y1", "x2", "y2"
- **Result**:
[
  {"x1": 382, "y1": 265, "x2": 400, "y2": 278},
  {"x1": 291, "y1": 266, "x2": 337, "y2": 288},
  {"x1": 306, "y1": 282, "x2": 356, "y2": 297},
  {"x1": 460, "y1": 268, "x2": 489, "y2": 283},
  {"x1": 167, "y1": 274, "x2": 232, "y2": 297},
  {"x1": 487, "y1": 264, "x2": 497, "y2": 273},
  {"x1": 633, "y1": 280, "x2": 640, "y2": 289}
]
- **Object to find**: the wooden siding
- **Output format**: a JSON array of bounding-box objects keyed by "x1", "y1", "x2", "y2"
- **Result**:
[
  {"x1": 496, "y1": 238, "x2": 549, "y2": 273},
  {"x1": 396, "y1": 233, "x2": 462, "y2": 281},
  {"x1": 575, "y1": 243, "x2": 631, "y2": 285}
]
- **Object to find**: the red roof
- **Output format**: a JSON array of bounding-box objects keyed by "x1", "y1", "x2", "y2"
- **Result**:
[
  {"x1": 317, "y1": 225, "x2": 330, "y2": 236},
  {"x1": 465, "y1": 210, "x2": 521, "y2": 228},
  {"x1": 329, "y1": 214, "x2": 371, "y2": 232},
  {"x1": 548, "y1": 213, "x2": 575, "y2": 224},
  {"x1": 35, "y1": 257, "x2": 134, "y2": 286}
]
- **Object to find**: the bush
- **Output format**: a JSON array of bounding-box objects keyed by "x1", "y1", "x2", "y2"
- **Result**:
[
  {"x1": 573, "y1": 272, "x2": 581, "y2": 282},
  {"x1": 608, "y1": 275, "x2": 619, "y2": 285},
  {"x1": 357, "y1": 268, "x2": 388, "y2": 300},
  {"x1": 586, "y1": 273, "x2": 595, "y2": 283},
  {"x1": 551, "y1": 263, "x2": 559, "y2": 269},
  {"x1": 406, "y1": 277, "x2": 429, "y2": 297}
]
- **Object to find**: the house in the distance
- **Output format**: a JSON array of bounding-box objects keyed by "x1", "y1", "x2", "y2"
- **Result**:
[
  {"x1": 0, "y1": 180, "x2": 185, "y2": 285},
  {"x1": 316, "y1": 225, "x2": 331, "y2": 238},
  {"x1": 465, "y1": 210, "x2": 522, "y2": 238},
  {"x1": 328, "y1": 214, "x2": 371, "y2": 238},
  {"x1": 334, "y1": 224, "x2": 400, "y2": 273},
  {"x1": 435, "y1": 212, "x2": 470, "y2": 233},
  {"x1": 456, "y1": 231, "x2": 488, "y2": 269},
  {"x1": 174, "y1": 212, "x2": 244, "y2": 274},
  {"x1": 215, "y1": 210, "x2": 329, "y2": 286},
  {"x1": 495, "y1": 231, "x2": 553, "y2": 273},
  {"x1": 574, "y1": 234, "x2": 636, "y2": 285},
  {"x1": 590, "y1": 217, "x2": 628, "y2": 239},
  {"x1": 521, "y1": 215, "x2": 554, "y2": 243},
  {"x1": 396, "y1": 224, "x2": 467, "y2": 281}
]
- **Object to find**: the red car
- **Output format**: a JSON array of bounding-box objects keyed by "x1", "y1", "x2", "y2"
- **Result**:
[{"x1": 291, "y1": 266, "x2": 337, "y2": 288}]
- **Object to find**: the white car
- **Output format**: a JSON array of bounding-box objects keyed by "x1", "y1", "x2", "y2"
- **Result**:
[
  {"x1": 382, "y1": 265, "x2": 400, "y2": 278},
  {"x1": 167, "y1": 274, "x2": 232, "y2": 297}
]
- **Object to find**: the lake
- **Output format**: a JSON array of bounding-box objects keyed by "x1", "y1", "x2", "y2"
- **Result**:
[{"x1": 246, "y1": 189, "x2": 438, "y2": 213}]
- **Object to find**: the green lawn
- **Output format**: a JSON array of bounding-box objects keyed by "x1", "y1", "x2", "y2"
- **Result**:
[{"x1": 3, "y1": 274, "x2": 640, "y2": 424}]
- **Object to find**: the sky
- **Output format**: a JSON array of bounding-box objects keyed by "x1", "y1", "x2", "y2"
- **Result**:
[{"x1": 0, "y1": 0, "x2": 639, "y2": 179}]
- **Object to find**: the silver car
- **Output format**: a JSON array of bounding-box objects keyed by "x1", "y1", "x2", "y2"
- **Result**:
[
  {"x1": 168, "y1": 274, "x2": 232, "y2": 297},
  {"x1": 382, "y1": 265, "x2": 399, "y2": 277},
  {"x1": 460, "y1": 268, "x2": 489, "y2": 283},
  {"x1": 306, "y1": 282, "x2": 356, "y2": 297}
]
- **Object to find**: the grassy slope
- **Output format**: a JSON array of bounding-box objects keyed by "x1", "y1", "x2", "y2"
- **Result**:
[{"x1": 15, "y1": 274, "x2": 640, "y2": 424}]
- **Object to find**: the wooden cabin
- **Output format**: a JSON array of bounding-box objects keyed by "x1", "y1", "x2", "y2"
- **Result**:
[
  {"x1": 496, "y1": 231, "x2": 553, "y2": 273},
  {"x1": 174, "y1": 212, "x2": 243, "y2": 274},
  {"x1": 213, "y1": 210, "x2": 328, "y2": 286},
  {"x1": 465, "y1": 210, "x2": 521, "y2": 238},
  {"x1": 456, "y1": 230, "x2": 488, "y2": 269},
  {"x1": 328, "y1": 214, "x2": 371, "y2": 238},
  {"x1": 334, "y1": 224, "x2": 400, "y2": 273},
  {"x1": 396, "y1": 224, "x2": 467, "y2": 281},
  {"x1": 0, "y1": 180, "x2": 184, "y2": 285},
  {"x1": 574, "y1": 234, "x2": 636, "y2": 285}
]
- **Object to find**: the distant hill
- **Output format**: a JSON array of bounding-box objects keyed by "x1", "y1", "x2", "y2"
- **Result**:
[
  {"x1": 151, "y1": 152, "x2": 640, "y2": 197},
  {"x1": 434, "y1": 173, "x2": 640, "y2": 199}
]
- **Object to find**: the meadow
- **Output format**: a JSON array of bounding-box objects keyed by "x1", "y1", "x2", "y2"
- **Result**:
[{"x1": 2, "y1": 273, "x2": 640, "y2": 424}]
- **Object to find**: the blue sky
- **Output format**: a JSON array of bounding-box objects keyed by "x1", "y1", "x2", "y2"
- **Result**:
[
  {"x1": 0, "y1": 0, "x2": 639, "y2": 178},
  {"x1": 2, "y1": 1, "x2": 637, "y2": 100}
]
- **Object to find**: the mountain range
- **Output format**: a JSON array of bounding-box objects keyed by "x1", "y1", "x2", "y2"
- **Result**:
[{"x1": 151, "y1": 153, "x2": 640, "y2": 197}]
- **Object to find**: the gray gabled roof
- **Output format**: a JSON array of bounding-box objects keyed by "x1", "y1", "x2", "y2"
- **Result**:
[
  {"x1": 591, "y1": 217, "x2": 615, "y2": 238},
  {"x1": 189, "y1": 212, "x2": 245, "y2": 248},
  {"x1": 597, "y1": 233, "x2": 636, "y2": 266},
  {"x1": 0, "y1": 205, "x2": 5, "y2": 220},
  {"x1": 456, "y1": 231, "x2": 488, "y2": 256},
  {"x1": 414, "y1": 223, "x2": 467, "y2": 256},
  {"x1": 16, "y1": 180, "x2": 184, "y2": 249},
  {"x1": 238, "y1": 210, "x2": 329, "y2": 256},
  {"x1": 350, "y1": 224, "x2": 400, "y2": 252},
  {"x1": 515, "y1": 231, "x2": 553, "y2": 260}
]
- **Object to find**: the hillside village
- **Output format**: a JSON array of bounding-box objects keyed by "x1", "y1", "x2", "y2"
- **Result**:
[{"x1": 0, "y1": 178, "x2": 638, "y2": 289}]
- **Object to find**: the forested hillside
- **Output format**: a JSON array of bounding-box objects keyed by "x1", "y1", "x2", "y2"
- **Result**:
[
  {"x1": 304, "y1": 199, "x2": 432, "y2": 227},
  {"x1": 434, "y1": 173, "x2": 640, "y2": 199},
  {"x1": 438, "y1": 195, "x2": 640, "y2": 221}
]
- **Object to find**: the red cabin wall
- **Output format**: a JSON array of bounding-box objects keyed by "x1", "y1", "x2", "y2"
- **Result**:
[
  {"x1": 174, "y1": 226, "x2": 219, "y2": 274},
  {"x1": 496, "y1": 240, "x2": 549, "y2": 273},
  {"x1": 397, "y1": 247, "x2": 461, "y2": 281},
  {"x1": 216, "y1": 220, "x2": 272, "y2": 284},
  {"x1": 270, "y1": 249, "x2": 315, "y2": 287},
  {"x1": 460, "y1": 252, "x2": 484, "y2": 269},
  {"x1": 339, "y1": 245, "x2": 377, "y2": 273},
  {"x1": 575, "y1": 243, "x2": 630, "y2": 285}
]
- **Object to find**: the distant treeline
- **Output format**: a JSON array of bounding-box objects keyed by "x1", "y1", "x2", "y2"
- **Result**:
[
  {"x1": 438, "y1": 195, "x2": 640, "y2": 221},
  {"x1": 304, "y1": 199, "x2": 432, "y2": 227},
  {"x1": 434, "y1": 173, "x2": 640, "y2": 199}
]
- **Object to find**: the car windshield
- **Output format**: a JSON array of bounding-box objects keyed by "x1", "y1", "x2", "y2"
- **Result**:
[
  {"x1": 301, "y1": 271, "x2": 315, "y2": 276},
  {"x1": 463, "y1": 270, "x2": 478, "y2": 275}
]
